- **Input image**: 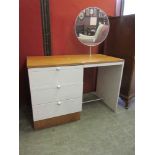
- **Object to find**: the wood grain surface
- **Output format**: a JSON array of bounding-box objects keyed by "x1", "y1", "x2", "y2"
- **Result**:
[
  {"x1": 34, "y1": 112, "x2": 80, "y2": 129},
  {"x1": 27, "y1": 54, "x2": 123, "y2": 68}
]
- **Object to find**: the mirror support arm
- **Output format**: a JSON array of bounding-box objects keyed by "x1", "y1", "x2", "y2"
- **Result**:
[{"x1": 89, "y1": 46, "x2": 92, "y2": 56}]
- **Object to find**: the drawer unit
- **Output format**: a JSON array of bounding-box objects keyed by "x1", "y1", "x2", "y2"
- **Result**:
[
  {"x1": 30, "y1": 83, "x2": 83, "y2": 105},
  {"x1": 28, "y1": 65, "x2": 84, "y2": 127},
  {"x1": 28, "y1": 65, "x2": 83, "y2": 89},
  {"x1": 32, "y1": 98, "x2": 82, "y2": 121}
]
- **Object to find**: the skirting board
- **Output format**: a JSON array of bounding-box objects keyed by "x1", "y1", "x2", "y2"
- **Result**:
[{"x1": 34, "y1": 112, "x2": 80, "y2": 129}]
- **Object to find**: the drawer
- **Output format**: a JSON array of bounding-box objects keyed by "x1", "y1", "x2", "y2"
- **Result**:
[
  {"x1": 30, "y1": 83, "x2": 83, "y2": 105},
  {"x1": 28, "y1": 65, "x2": 83, "y2": 89},
  {"x1": 32, "y1": 98, "x2": 82, "y2": 121}
]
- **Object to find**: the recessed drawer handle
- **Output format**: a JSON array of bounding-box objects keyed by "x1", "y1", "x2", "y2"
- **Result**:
[
  {"x1": 57, "y1": 101, "x2": 62, "y2": 105},
  {"x1": 56, "y1": 67, "x2": 61, "y2": 71},
  {"x1": 57, "y1": 85, "x2": 61, "y2": 89}
]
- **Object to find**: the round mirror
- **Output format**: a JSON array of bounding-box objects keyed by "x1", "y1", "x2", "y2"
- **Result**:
[{"x1": 75, "y1": 7, "x2": 110, "y2": 47}]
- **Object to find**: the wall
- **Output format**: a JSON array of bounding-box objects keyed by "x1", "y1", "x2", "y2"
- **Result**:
[
  {"x1": 49, "y1": 0, "x2": 116, "y2": 92},
  {"x1": 50, "y1": 0, "x2": 116, "y2": 54},
  {"x1": 19, "y1": 0, "x2": 43, "y2": 105},
  {"x1": 19, "y1": 0, "x2": 116, "y2": 105}
]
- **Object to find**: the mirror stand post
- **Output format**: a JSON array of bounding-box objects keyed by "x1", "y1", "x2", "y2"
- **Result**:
[{"x1": 89, "y1": 46, "x2": 92, "y2": 56}]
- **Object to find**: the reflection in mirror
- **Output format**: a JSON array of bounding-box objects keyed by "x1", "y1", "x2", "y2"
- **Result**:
[{"x1": 75, "y1": 7, "x2": 110, "y2": 47}]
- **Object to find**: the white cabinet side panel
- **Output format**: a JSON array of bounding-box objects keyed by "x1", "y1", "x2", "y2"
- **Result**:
[{"x1": 96, "y1": 64, "x2": 124, "y2": 112}]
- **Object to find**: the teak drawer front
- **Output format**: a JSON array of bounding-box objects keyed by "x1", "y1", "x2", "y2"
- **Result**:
[
  {"x1": 28, "y1": 66, "x2": 83, "y2": 89},
  {"x1": 32, "y1": 98, "x2": 82, "y2": 121},
  {"x1": 31, "y1": 83, "x2": 83, "y2": 105}
]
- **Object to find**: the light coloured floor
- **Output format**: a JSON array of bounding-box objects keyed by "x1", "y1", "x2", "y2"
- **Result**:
[{"x1": 20, "y1": 94, "x2": 135, "y2": 155}]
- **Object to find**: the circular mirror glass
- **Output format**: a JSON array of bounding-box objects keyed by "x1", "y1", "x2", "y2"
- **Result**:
[{"x1": 75, "y1": 7, "x2": 110, "y2": 46}]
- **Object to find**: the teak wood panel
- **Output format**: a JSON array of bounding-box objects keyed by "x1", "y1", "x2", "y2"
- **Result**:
[
  {"x1": 27, "y1": 54, "x2": 123, "y2": 68},
  {"x1": 34, "y1": 112, "x2": 80, "y2": 129}
]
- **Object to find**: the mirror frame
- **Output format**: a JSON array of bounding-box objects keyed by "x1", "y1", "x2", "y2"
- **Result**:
[{"x1": 74, "y1": 7, "x2": 110, "y2": 47}]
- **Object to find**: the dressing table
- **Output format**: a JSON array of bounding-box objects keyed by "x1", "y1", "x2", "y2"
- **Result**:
[{"x1": 27, "y1": 54, "x2": 124, "y2": 129}]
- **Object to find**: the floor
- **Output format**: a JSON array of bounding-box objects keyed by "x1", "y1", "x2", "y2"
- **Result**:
[{"x1": 19, "y1": 94, "x2": 135, "y2": 155}]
